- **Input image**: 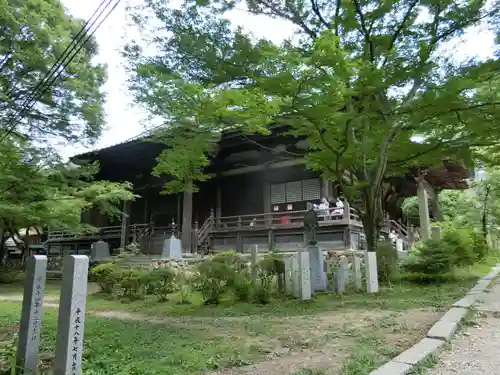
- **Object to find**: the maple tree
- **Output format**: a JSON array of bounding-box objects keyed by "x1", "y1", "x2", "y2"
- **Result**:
[{"x1": 125, "y1": 0, "x2": 500, "y2": 251}]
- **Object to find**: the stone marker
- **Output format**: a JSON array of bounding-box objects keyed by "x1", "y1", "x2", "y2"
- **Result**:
[
  {"x1": 161, "y1": 234, "x2": 182, "y2": 260},
  {"x1": 307, "y1": 245, "x2": 327, "y2": 293},
  {"x1": 352, "y1": 255, "x2": 362, "y2": 291},
  {"x1": 297, "y1": 251, "x2": 312, "y2": 300},
  {"x1": 284, "y1": 256, "x2": 293, "y2": 295},
  {"x1": 431, "y1": 226, "x2": 441, "y2": 241},
  {"x1": 90, "y1": 240, "x2": 110, "y2": 262},
  {"x1": 291, "y1": 256, "x2": 300, "y2": 298},
  {"x1": 364, "y1": 251, "x2": 379, "y2": 293},
  {"x1": 54, "y1": 255, "x2": 89, "y2": 375},
  {"x1": 17, "y1": 255, "x2": 48, "y2": 374},
  {"x1": 336, "y1": 257, "x2": 349, "y2": 293},
  {"x1": 417, "y1": 181, "x2": 431, "y2": 241},
  {"x1": 395, "y1": 238, "x2": 403, "y2": 252}
]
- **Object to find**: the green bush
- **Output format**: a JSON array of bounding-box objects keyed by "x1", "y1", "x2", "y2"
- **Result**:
[
  {"x1": 232, "y1": 272, "x2": 253, "y2": 302},
  {"x1": 118, "y1": 268, "x2": 150, "y2": 300},
  {"x1": 195, "y1": 260, "x2": 235, "y2": 305},
  {"x1": 91, "y1": 262, "x2": 121, "y2": 295},
  {"x1": 376, "y1": 241, "x2": 399, "y2": 283},
  {"x1": 440, "y1": 225, "x2": 476, "y2": 267},
  {"x1": 148, "y1": 268, "x2": 177, "y2": 302},
  {"x1": 402, "y1": 224, "x2": 477, "y2": 277},
  {"x1": 471, "y1": 231, "x2": 490, "y2": 261}
]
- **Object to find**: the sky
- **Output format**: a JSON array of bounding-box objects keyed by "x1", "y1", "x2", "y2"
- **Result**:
[{"x1": 61, "y1": 0, "x2": 496, "y2": 159}]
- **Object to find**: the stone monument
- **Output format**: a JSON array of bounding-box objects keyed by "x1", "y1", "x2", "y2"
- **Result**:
[
  {"x1": 161, "y1": 234, "x2": 182, "y2": 260},
  {"x1": 303, "y1": 209, "x2": 326, "y2": 293},
  {"x1": 16, "y1": 255, "x2": 47, "y2": 374},
  {"x1": 90, "y1": 240, "x2": 110, "y2": 262},
  {"x1": 303, "y1": 208, "x2": 318, "y2": 245},
  {"x1": 54, "y1": 255, "x2": 89, "y2": 375}
]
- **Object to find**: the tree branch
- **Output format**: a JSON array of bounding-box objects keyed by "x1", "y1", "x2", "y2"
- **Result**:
[
  {"x1": 310, "y1": 0, "x2": 332, "y2": 28},
  {"x1": 352, "y1": 0, "x2": 375, "y2": 62}
]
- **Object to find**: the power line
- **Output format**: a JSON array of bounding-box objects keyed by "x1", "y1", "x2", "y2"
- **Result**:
[{"x1": 0, "y1": 0, "x2": 122, "y2": 142}]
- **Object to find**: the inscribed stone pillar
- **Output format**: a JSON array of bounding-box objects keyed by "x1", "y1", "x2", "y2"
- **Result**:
[
  {"x1": 417, "y1": 181, "x2": 431, "y2": 241},
  {"x1": 54, "y1": 255, "x2": 89, "y2": 375},
  {"x1": 336, "y1": 257, "x2": 349, "y2": 293},
  {"x1": 352, "y1": 255, "x2": 362, "y2": 291},
  {"x1": 284, "y1": 256, "x2": 293, "y2": 295},
  {"x1": 364, "y1": 251, "x2": 379, "y2": 293},
  {"x1": 181, "y1": 181, "x2": 194, "y2": 252},
  {"x1": 119, "y1": 200, "x2": 131, "y2": 249},
  {"x1": 297, "y1": 251, "x2": 312, "y2": 300},
  {"x1": 16, "y1": 255, "x2": 47, "y2": 374},
  {"x1": 307, "y1": 246, "x2": 327, "y2": 293}
]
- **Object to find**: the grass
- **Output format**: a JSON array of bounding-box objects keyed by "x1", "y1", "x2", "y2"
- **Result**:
[{"x1": 0, "y1": 255, "x2": 497, "y2": 375}]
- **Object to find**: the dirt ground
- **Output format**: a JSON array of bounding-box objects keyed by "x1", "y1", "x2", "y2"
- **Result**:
[{"x1": 203, "y1": 308, "x2": 441, "y2": 375}]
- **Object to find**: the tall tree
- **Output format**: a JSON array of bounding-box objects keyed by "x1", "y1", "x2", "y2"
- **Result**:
[
  {"x1": 125, "y1": 0, "x2": 500, "y2": 252},
  {"x1": 0, "y1": 0, "x2": 106, "y2": 143},
  {"x1": 0, "y1": 139, "x2": 135, "y2": 262}
]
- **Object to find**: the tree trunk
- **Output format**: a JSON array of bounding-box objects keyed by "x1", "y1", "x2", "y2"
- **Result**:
[
  {"x1": 482, "y1": 186, "x2": 490, "y2": 243},
  {"x1": 359, "y1": 190, "x2": 383, "y2": 252}
]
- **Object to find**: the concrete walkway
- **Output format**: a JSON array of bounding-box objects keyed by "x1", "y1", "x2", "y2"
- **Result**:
[{"x1": 426, "y1": 279, "x2": 500, "y2": 375}]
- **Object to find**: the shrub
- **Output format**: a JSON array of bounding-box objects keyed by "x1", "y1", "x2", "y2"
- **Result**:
[
  {"x1": 196, "y1": 260, "x2": 235, "y2": 305},
  {"x1": 91, "y1": 262, "x2": 121, "y2": 295},
  {"x1": 470, "y1": 231, "x2": 490, "y2": 261},
  {"x1": 232, "y1": 272, "x2": 253, "y2": 302},
  {"x1": 376, "y1": 241, "x2": 399, "y2": 283},
  {"x1": 118, "y1": 267, "x2": 150, "y2": 300},
  {"x1": 401, "y1": 224, "x2": 477, "y2": 276},
  {"x1": 148, "y1": 268, "x2": 177, "y2": 302}
]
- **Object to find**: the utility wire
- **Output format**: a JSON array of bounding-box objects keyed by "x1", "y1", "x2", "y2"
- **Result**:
[
  {"x1": 1, "y1": 0, "x2": 111, "y2": 105},
  {"x1": 0, "y1": 0, "x2": 122, "y2": 143}
]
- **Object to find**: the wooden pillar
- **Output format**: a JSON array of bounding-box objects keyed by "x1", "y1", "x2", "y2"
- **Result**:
[
  {"x1": 216, "y1": 179, "x2": 222, "y2": 227},
  {"x1": 142, "y1": 189, "x2": 149, "y2": 223},
  {"x1": 321, "y1": 177, "x2": 333, "y2": 200},
  {"x1": 119, "y1": 200, "x2": 131, "y2": 249},
  {"x1": 417, "y1": 180, "x2": 431, "y2": 241},
  {"x1": 181, "y1": 181, "x2": 193, "y2": 252}
]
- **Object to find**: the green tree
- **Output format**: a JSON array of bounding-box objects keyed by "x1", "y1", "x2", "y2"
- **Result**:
[
  {"x1": 0, "y1": 0, "x2": 106, "y2": 143},
  {"x1": 124, "y1": 0, "x2": 500, "y2": 252},
  {"x1": 401, "y1": 190, "x2": 475, "y2": 227},
  {"x1": 0, "y1": 139, "x2": 135, "y2": 262}
]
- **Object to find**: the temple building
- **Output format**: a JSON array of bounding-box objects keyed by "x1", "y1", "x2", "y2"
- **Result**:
[{"x1": 45, "y1": 127, "x2": 470, "y2": 256}]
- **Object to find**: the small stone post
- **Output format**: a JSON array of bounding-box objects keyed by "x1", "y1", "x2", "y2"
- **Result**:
[
  {"x1": 431, "y1": 226, "x2": 442, "y2": 241},
  {"x1": 54, "y1": 255, "x2": 89, "y2": 375},
  {"x1": 417, "y1": 181, "x2": 431, "y2": 241},
  {"x1": 284, "y1": 256, "x2": 293, "y2": 296},
  {"x1": 297, "y1": 251, "x2": 312, "y2": 300},
  {"x1": 16, "y1": 255, "x2": 48, "y2": 374},
  {"x1": 364, "y1": 251, "x2": 379, "y2": 293},
  {"x1": 336, "y1": 257, "x2": 349, "y2": 293},
  {"x1": 352, "y1": 255, "x2": 362, "y2": 291}
]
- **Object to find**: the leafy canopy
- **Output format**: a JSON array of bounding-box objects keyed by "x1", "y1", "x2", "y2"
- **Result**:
[
  {"x1": 0, "y1": 0, "x2": 106, "y2": 143},
  {"x1": 124, "y1": 0, "x2": 500, "y2": 249},
  {"x1": 0, "y1": 139, "x2": 135, "y2": 234}
]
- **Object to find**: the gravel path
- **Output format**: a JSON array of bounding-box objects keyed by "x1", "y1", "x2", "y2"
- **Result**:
[{"x1": 426, "y1": 279, "x2": 500, "y2": 375}]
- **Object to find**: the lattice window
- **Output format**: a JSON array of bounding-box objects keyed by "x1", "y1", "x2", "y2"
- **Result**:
[
  {"x1": 285, "y1": 181, "x2": 302, "y2": 202},
  {"x1": 302, "y1": 178, "x2": 321, "y2": 201},
  {"x1": 271, "y1": 183, "x2": 286, "y2": 204}
]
